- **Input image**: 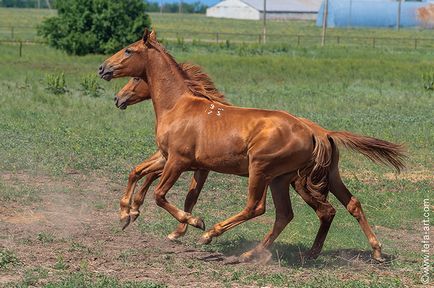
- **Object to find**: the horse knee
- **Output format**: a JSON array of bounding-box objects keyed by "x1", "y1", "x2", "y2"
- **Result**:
[
  {"x1": 319, "y1": 204, "x2": 336, "y2": 221},
  {"x1": 346, "y1": 196, "x2": 362, "y2": 220},
  {"x1": 128, "y1": 169, "x2": 140, "y2": 182}
]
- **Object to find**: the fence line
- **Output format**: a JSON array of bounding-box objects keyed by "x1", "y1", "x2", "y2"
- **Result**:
[{"x1": 1, "y1": 27, "x2": 433, "y2": 57}]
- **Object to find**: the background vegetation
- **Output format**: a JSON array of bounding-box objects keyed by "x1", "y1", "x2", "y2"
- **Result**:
[
  {"x1": 37, "y1": 0, "x2": 151, "y2": 55},
  {"x1": 0, "y1": 7, "x2": 433, "y2": 288}
]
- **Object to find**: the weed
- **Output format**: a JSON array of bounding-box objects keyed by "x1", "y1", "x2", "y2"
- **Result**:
[
  {"x1": 54, "y1": 255, "x2": 69, "y2": 270},
  {"x1": 69, "y1": 241, "x2": 89, "y2": 252},
  {"x1": 22, "y1": 267, "x2": 49, "y2": 286},
  {"x1": 37, "y1": 232, "x2": 55, "y2": 244},
  {"x1": 80, "y1": 74, "x2": 104, "y2": 97},
  {"x1": 0, "y1": 249, "x2": 19, "y2": 269},
  {"x1": 45, "y1": 72, "x2": 67, "y2": 95},
  {"x1": 42, "y1": 272, "x2": 166, "y2": 288},
  {"x1": 422, "y1": 71, "x2": 434, "y2": 90}
]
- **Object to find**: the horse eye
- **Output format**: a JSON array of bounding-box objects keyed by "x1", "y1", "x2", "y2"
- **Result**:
[
  {"x1": 133, "y1": 77, "x2": 140, "y2": 81},
  {"x1": 125, "y1": 49, "x2": 132, "y2": 56}
]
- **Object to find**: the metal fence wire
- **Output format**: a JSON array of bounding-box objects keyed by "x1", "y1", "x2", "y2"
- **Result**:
[{"x1": 0, "y1": 25, "x2": 433, "y2": 56}]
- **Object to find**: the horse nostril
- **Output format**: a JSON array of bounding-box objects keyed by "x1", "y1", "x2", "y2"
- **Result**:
[{"x1": 99, "y1": 65, "x2": 103, "y2": 71}]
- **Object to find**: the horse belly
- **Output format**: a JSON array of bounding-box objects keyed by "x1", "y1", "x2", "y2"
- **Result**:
[{"x1": 194, "y1": 141, "x2": 249, "y2": 176}]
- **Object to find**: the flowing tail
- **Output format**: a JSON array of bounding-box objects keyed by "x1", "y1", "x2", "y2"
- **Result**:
[
  {"x1": 328, "y1": 131, "x2": 406, "y2": 172},
  {"x1": 302, "y1": 127, "x2": 406, "y2": 194}
]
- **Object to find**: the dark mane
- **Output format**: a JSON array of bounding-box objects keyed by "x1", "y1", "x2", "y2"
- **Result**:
[{"x1": 148, "y1": 38, "x2": 231, "y2": 106}]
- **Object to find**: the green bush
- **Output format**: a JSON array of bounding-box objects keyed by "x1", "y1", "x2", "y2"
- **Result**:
[
  {"x1": 37, "y1": 0, "x2": 151, "y2": 55},
  {"x1": 80, "y1": 74, "x2": 104, "y2": 97},
  {"x1": 45, "y1": 73, "x2": 68, "y2": 95},
  {"x1": 422, "y1": 71, "x2": 434, "y2": 90}
]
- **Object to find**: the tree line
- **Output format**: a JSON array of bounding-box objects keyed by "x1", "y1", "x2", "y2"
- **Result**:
[{"x1": 0, "y1": 0, "x2": 208, "y2": 13}]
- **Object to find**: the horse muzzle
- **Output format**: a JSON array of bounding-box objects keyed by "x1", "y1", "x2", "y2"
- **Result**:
[
  {"x1": 114, "y1": 96, "x2": 128, "y2": 110},
  {"x1": 98, "y1": 64, "x2": 114, "y2": 81}
]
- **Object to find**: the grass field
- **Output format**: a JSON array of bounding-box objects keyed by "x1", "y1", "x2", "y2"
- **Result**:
[
  {"x1": 1, "y1": 8, "x2": 434, "y2": 48},
  {"x1": 0, "y1": 8, "x2": 433, "y2": 288}
]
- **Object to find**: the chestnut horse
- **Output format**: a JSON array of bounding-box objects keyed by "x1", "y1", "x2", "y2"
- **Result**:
[
  {"x1": 100, "y1": 30, "x2": 405, "y2": 262},
  {"x1": 115, "y1": 73, "x2": 342, "y2": 260}
]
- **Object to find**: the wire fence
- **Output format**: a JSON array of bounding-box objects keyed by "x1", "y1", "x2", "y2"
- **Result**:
[{"x1": 1, "y1": 25, "x2": 433, "y2": 57}]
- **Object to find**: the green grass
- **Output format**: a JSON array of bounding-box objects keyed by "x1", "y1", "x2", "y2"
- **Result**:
[
  {"x1": 0, "y1": 249, "x2": 19, "y2": 269},
  {"x1": 0, "y1": 8, "x2": 432, "y2": 288},
  {"x1": 9, "y1": 272, "x2": 165, "y2": 288}
]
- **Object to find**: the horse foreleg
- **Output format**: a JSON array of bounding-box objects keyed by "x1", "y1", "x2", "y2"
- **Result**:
[
  {"x1": 239, "y1": 174, "x2": 293, "y2": 263},
  {"x1": 292, "y1": 179, "x2": 336, "y2": 260},
  {"x1": 153, "y1": 159, "x2": 205, "y2": 230},
  {"x1": 120, "y1": 152, "x2": 165, "y2": 229},
  {"x1": 167, "y1": 169, "x2": 209, "y2": 240},
  {"x1": 128, "y1": 172, "x2": 161, "y2": 225},
  {"x1": 198, "y1": 171, "x2": 268, "y2": 245}
]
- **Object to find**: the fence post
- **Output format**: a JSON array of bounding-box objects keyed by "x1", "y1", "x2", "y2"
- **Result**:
[
  {"x1": 297, "y1": 35, "x2": 300, "y2": 46},
  {"x1": 215, "y1": 32, "x2": 219, "y2": 44},
  {"x1": 337, "y1": 36, "x2": 340, "y2": 45},
  {"x1": 19, "y1": 41, "x2": 22, "y2": 57},
  {"x1": 414, "y1": 39, "x2": 418, "y2": 49},
  {"x1": 258, "y1": 34, "x2": 262, "y2": 44},
  {"x1": 11, "y1": 26, "x2": 14, "y2": 39},
  {"x1": 372, "y1": 37, "x2": 376, "y2": 48}
]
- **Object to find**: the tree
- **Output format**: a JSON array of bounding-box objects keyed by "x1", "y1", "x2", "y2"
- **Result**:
[{"x1": 38, "y1": 0, "x2": 151, "y2": 55}]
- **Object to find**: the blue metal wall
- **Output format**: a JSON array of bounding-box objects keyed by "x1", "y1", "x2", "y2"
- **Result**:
[{"x1": 316, "y1": 0, "x2": 434, "y2": 28}]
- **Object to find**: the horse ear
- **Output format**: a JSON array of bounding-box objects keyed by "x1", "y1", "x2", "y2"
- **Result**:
[
  {"x1": 149, "y1": 29, "x2": 157, "y2": 41},
  {"x1": 142, "y1": 28, "x2": 151, "y2": 44}
]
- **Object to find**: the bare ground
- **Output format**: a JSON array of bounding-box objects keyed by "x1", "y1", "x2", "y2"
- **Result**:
[{"x1": 0, "y1": 171, "x2": 426, "y2": 287}]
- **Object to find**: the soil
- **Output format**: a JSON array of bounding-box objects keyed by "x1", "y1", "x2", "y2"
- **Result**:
[{"x1": 0, "y1": 171, "x2": 425, "y2": 287}]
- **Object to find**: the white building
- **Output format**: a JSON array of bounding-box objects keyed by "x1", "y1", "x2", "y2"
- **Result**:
[{"x1": 206, "y1": 0, "x2": 322, "y2": 21}]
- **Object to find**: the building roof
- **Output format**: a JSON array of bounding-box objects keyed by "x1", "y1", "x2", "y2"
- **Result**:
[{"x1": 240, "y1": 0, "x2": 322, "y2": 12}]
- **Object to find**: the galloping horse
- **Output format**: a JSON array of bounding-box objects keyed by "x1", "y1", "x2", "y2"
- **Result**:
[
  {"x1": 100, "y1": 30, "x2": 405, "y2": 262},
  {"x1": 115, "y1": 72, "x2": 343, "y2": 260}
]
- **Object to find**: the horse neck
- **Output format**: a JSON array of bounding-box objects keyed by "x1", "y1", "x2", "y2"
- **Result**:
[{"x1": 145, "y1": 47, "x2": 190, "y2": 120}]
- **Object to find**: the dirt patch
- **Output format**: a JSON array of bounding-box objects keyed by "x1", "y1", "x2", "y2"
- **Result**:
[{"x1": 0, "y1": 171, "x2": 424, "y2": 287}]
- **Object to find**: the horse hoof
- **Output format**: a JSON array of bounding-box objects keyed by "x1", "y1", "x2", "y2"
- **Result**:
[
  {"x1": 239, "y1": 249, "x2": 271, "y2": 264},
  {"x1": 167, "y1": 231, "x2": 181, "y2": 241},
  {"x1": 372, "y1": 255, "x2": 386, "y2": 263},
  {"x1": 129, "y1": 211, "x2": 140, "y2": 223},
  {"x1": 190, "y1": 217, "x2": 205, "y2": 231},
  {"x1": 305, "y1": 250, "x2": 320, "y2": 260},
  {"x1": 120, "y1": 215, "x2": 131, "y2": 231},
  {"x1": 197, "y1": 234, "x2": 212, "y2": 245}
]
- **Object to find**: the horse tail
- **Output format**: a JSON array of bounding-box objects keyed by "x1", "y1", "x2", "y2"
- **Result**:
[
  {"x1": 328, "y1": 131, "x2": 406, "y2": 172},
  {"x1": 304, "y1": 134, "x2": 333, "y2": 194}
]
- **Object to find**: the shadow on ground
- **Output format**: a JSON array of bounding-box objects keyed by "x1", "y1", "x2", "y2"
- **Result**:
[{"x1": 205, "y1": 236, "x2": 396, "y2": 268}]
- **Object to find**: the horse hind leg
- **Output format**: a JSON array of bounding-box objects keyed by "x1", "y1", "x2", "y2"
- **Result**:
[
  {"x1": 239, "y1": 174, "x2": 293, "y2": 263},
  {"x1": 292, "y1": 178, "x2": 336, "y2": 260},
  {"x1": 329, "y1": 147, "x2": 384, "y2": 262}
]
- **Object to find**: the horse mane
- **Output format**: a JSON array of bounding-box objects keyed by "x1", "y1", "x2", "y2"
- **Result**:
[
  {"x1": 180, "y1": 63, "x2": 230, "y2": 105},
  {"x1": 147, "y1": 38, "x2": 231, "y2": 106}
]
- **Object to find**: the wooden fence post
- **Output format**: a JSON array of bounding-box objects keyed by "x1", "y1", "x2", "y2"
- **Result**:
[
  {"x1": 372, "y1": 37, "x2": 376, "y2": 48},
  {"x1": 337, "y1": 36, "x2": 340, "y2": 45},
  {"x1": 414, "y1": 39, "x2": 418, "y2": 49},
  {"x1": 297, "y1": 35, "x2": 300, "y2": 46},
  {"x1": 19, "y1": 41, "x2": 22, "y2": 57},
  {"x1": 258, "y1": 34, "x2": 262, "y2": 44},
  {"x1": 216, "y1": 32, "x2": 219, "y2": 44},
  {"x1": 11, "y1": 26, "x2": 14, "y2": 39}
]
